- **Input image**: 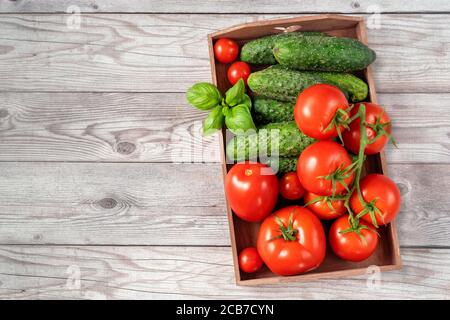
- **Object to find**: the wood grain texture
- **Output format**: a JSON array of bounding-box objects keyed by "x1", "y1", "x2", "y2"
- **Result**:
[
  {"x1": 0, "y1": 14, "x2": 449, "y2": 93},
  {"x1": 1, "y1": 1, "x2": 449, "y2": 13},
  {"x1": 0, "y1": 92, "x2": 448, "y2": 163},
  {"x1": 0, "y1": 162, "x2": 448, "y2": 247},
  {"x1": 0, "y1": 245, "x2": 448, "y2": 299},
  {"x1": 0, "y1": 162, "x2": 228, "y2": 245},
  {"x1": 0, "y1": 92, "x2": 222, "y2": 162}
]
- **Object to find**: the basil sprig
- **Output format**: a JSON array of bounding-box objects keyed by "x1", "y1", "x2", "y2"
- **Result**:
[
  {"x1": 203, "y1": 105, "x2": 225, "y2": 136},
  {"x1": 186, "y1": 82, "x2": 222, "y2": 111},
  {"x1": 225, "y1": 104, "x2": 256, "y2": 135},
  {"x1": 225, "y1": 77, "x2": 245, "y2": 106},
  {"x1": 186, "y1": 79, "x2": 256, "y2": 136}
]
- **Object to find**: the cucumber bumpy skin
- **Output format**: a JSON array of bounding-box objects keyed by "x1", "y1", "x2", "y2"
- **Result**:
[
  {"x1": 263, "y1": 157, "x2": 298, "y2": 175},
  {"x1": 240, "y1": 32, "x2": 328, "y2": 65},
  {"x1": 226, "y1": 121, "x2": 315, "y2": 162},
  {"x1": 253, "y1": 97, "x2": 294, "y2": 125},
  {"x1": 247, "y1": 65, "x2": 368, "y2": 102},
  {"x1": 273, "y1": 36, "x2": 376, "y2": 72}
]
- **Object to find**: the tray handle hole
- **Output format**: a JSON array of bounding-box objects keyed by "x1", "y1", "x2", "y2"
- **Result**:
[{"x1": 274, "y1": 25, "x2": 303, "y2": 33}]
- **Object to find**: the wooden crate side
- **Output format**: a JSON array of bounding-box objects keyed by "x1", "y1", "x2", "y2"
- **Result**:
[
  {"x1": 207, "y1": 34, "x2": 242, "y2": 284},
  {"x1": 356, "y1": 20, "x2": 402, "y2": 269}
]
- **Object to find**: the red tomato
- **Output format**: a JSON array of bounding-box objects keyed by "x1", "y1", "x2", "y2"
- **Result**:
[
  {"x1": 329, "y1": 215, "x2": 379, "y2": 262},
  {"x1": 343, "y1": 103, "x2": 392, "y2": 155},
  {"x1": 257, "y1": 206, "x2": 326, "y2": 276},
  {"x1": 227, "y1": 61, "x2": 251, "y2": 85},
  {"x1": 297, "y1": 141, "x2": 355, "y2": 196},
  {"x1": 214, "y1": 38, "x2": 239, "y2": 63},
  {"x1": 304, "y1": 192, "x2": 346, "y2": 220},
  {"x1": 279, "y1": 172, "x2": 305, "y2": 200},
  {"x1": 225, "y1": 162, "x2": 278, "y2": 222},
  {"x1": 350, "y1": 174, "x2": 401, "y2": 226},
  {"x1": 294, "y1": 84, "x2": 349, "y2": 140},
  {"x1": 238, "y1": 247, "x2": 263, "y2": 273}
]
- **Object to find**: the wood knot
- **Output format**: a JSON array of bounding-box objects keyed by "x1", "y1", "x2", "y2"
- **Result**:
[
  {"x1": 116, "y1": 141, "x2": 136, "y2": 155},
  {"x1": 98, "y1": 198, "x2": 117, "y2": 209},
  {"x1": 0, "y1": 109, "x2": 9, "y2": 118},
  {"x1": 351, "y1": 1, "x2": 360, "y2": 8},
  {"x1": 33, "y1": 234, "x2": 43, "y2": 241},
  {"x1": 396, "y1": 182, "x2": 409, "y2": 196}
]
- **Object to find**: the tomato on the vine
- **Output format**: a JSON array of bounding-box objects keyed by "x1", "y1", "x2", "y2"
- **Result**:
[
  {"x1": 257, "y1": 206, "x2": 326, "y2": 276},
  {"x1": 294, "y1": 84, "x2": 349, "y2": 140},
  {"x1": 329, "y1": 215, "x2": 379, "y2": 262},
  {"x1": 225, "y1": 162, "x2": 278, "y2": 222},
  {"x1": 297, "y1": 141, "x2": 355, "y2": 196},
  {"x1": 350, "y1": 174, "x2": 401, "y2": 227},
  {"x1": 214, "y1": 38, "x2": 239, "y2": 63},
  {"x1": 238, "y1": 247, "x2": 263, "y2": 273},
  {"x1": 343, "y1": 103, "x2": 393, "y2": 155},
  {"x1": 279, "y1": 172, "x2": 305, "y2": 200},
  {"x1": 227, "y1": 61, "x2": 251, "y2": 85},
  {"x1": 304, "y1": 192, "x2": 346, "y2": 220}
]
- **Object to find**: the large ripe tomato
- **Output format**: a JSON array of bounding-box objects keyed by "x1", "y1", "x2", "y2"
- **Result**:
[
  {"x1": 238, "y1": 247, "x2": 263, "y2": 273},
  {"x1": 342, "y1": 103, "x2": 392, "y2": 155},
  {"x1": 329, "y1": 215, "x2": 379, "y2": 262},
  {"x1": 227, "y1": 61, "x2": 251, "y2": 85},
  {"x1": 257, "y1": 206, "x2": 326, "y2": 276},
  {"x1": 304, "y1": 192, "x2": 346, "y2": 220},
  {"x1": 297, "y1": 141, "x2": 355, "y2": 196},
  {"x1": 279, "y1": 172, "x2": 305, "y2": 200},
  {"x1": 225, "y1": 162, "x2": 278, "y2": 222},
  {"x1": 350, "y1": 174, "x2": 401, "y2": 226},
  {"x1": 214, "y1": 38, "x2": 239, "y2": 63},
  {"x1": 294, "y1": 84, "x2": 349, "y2": 140}
]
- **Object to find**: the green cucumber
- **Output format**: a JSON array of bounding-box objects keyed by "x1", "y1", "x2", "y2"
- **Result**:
[
  {"x1": 254, "y1": 97, "x2": 294, "y2": 124},
  {"x1": 226, "y1": 121, "x2": 315, "y2": 161},
  {"x1": 273, "y1": 36, "x2": 376, "y2": 72},
  {"x1": 263, "y1": 157, "x2": 298, "y2": 175},
  {"x1": 240, "y1": 32, "x2": 328, "y2": 65},
  {"x1": 247, "y1": 65, "x2": 368, "y2": 102},
  {"x1": 316, "y1": 72, "x2": 369, "y2": 102}
]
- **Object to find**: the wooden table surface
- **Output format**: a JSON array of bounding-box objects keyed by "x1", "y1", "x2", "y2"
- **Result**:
[{"x1": 0, "y1": 0, "x2": 449, "y2": 299}]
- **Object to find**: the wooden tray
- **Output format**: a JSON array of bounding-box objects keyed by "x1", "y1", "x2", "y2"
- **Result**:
[{"x1": 207, "y1": 14, "x2": 402, "y2": 285}]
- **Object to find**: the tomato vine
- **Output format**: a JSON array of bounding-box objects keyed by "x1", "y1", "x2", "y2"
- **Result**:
[{"x1": 322, "y1": 103, "x2": 393, "y2": 239}]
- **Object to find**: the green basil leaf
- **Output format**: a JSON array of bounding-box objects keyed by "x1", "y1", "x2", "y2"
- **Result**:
[
  {"x1": 186, "y1": 82, "x2": 222, "y2": 111},
  {"x1": 225, "y1": 104, "x2": 257, "y2": 135},
  {"x1": 203, "y1": 105, "x2": 225, "y2": 136},
  {"x1": 225, "y1": 78, "x2": 245, "y2": 106},
  {"x1": 238, "y1": 94, "x2": 252, "y2": 110}
]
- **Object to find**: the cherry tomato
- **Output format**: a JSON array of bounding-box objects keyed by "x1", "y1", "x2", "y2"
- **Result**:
[
  {"x1": 214, "y1": 38, "x2": 239, "y2": 63},
  {"x1": 257, "y1": 206, "x2": 326, "y2": 276},
  {"x1": 297, "y1": 141, "x2": 355, "y2": 196},
  {"x1": 279, "y1": 172, "x2": 305, "y2": 200},
  {"x1": 238, "y1": 247, "x2": 263, "y2": 273},
  {"x1": 350, "y1": 174, "x2": 401, "y2": 226},
  {"x1": 227, "y1": 61, "x2": 251, "y2": 85},
  {"x1": 294, "y1": 84, "x2": 349, "y2": 140},
  {"x1": 329, "y1": 215, "x2": 379, "y2": 262},
  {"x1": 304, "y1": 192, "x2": 346, "y2": 220},
  {"x1": 343, "y1": 103, "x2": 392, "y2": 155},
  {"x1": 225, "y1": 162, "x2": 278, "y2": 222}
]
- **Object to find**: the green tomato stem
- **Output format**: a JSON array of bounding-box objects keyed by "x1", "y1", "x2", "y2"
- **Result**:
[{"x1": 345, "y1": 104, "x2": 370, "y2": 228}]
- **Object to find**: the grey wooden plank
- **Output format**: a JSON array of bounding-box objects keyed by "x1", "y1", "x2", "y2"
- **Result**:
[
  {"x1": 0, "y1": 162, "x2": 449, "y2": 247},
  {"x1": 0, "y1": 1, "x2": 449, "y2": 13},
  {"x1": 0, "y1": 14, "x2": 449, "y2": 93},
  {"x1": 0, "y1": 92, "x2": 448, "y2": 163},
  {"x1": 0, "y1": 245, "x2": 448, "y2": 299},
  {"x1": 0, "y1": 92, "x2": 222, "y2": 163},
  {"x1": 0, "y1": 162, "x2": 228, "y2": 246}
]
